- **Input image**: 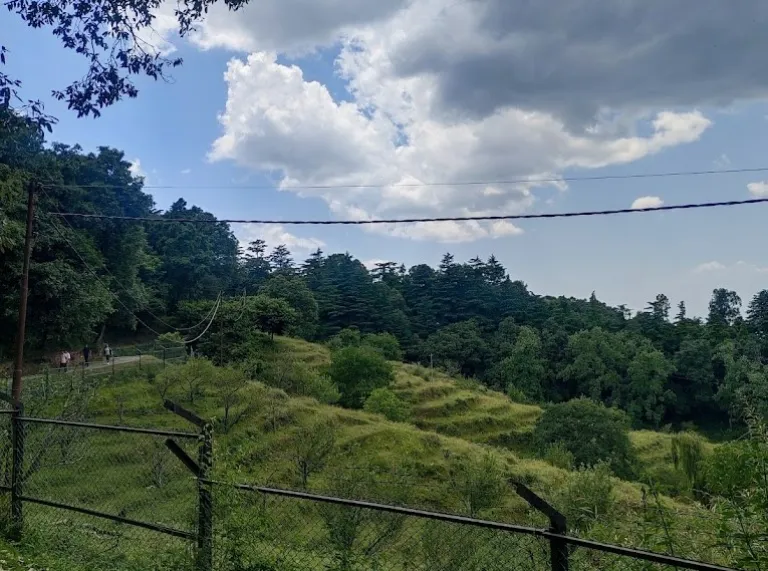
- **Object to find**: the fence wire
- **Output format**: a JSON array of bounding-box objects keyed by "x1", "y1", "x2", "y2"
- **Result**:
[
  {"x1": 22, "y1": 502, "x2": 195, "y2": 571},
  {"x1": 213, "y1": 486, "x2": 551, "y2": 571},
  {"x1": 19, "y1": 419, "x2": 199, "y2": 535}
]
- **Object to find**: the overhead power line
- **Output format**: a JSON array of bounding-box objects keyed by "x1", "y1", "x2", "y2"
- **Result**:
[
  {"x1": 43, "y1": 188, "x2": 215, "y2": 333},
  {"x1": 47, "y1": 218, "x2": 166, "y2": 337},
  {"x1": 51, "y1": 197, "x2": 768, "y2": 226},
  {"x1": 39, "y1": 166, "x2": 768, "y2": 191}
]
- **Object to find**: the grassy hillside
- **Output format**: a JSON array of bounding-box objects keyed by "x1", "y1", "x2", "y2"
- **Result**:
[{"x1": 8, "y1": 335, "x2": 729, "y2": 570}]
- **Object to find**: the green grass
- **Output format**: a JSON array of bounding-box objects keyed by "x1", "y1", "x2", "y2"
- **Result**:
[
  {"x1": 3, "y1": 335, "x2": 733, "y2": 570},
  {"x1": 0, "y1": 539, "x2": 38, "y2": 570}
]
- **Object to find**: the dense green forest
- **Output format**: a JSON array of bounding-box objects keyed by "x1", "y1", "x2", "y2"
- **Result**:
[{"x1": 2, "y1": 107, "x2": 768, "y2": 433}]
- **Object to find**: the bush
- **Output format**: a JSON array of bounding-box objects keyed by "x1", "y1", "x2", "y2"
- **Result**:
[
  {"x1": 533, "y1": 398, "x2": 635, "y2": 477},
  {"x1": 293, "y1": 420, "x2": 336, "y2": 488},
  {"x1": 329, "y1": 346, "x2": 394, "y2": 408},
  {"x1": 704, "y1": 440, "x2": 764, "y2": 498},
  {"x1": 156, "y1": 332, "x2": 185, "y2": 349},
  {"x1": 252, "y1": 357, "x2": 340, "y2": 403},
  {"x1": 557, "y1": 462, "x2": 615, "y2": 530},
  {"x1": 670, "y1": 431, "x2": 706, "y2": 490},
  {"x1": 328, "y1": 329, "x2": 403, "y2": 361},
  {"x1": 364, "y1": 388, "x2": 411, "y2": 422},
  {"x1": 543, "y1": 442, "x2": 575, "y2": 470},
  {"x1": 451, "y1": 453, "x2": 507, "y2": 517},
  {"x1": 363, "y1": 333, "x2": 403, "y2": 361}
]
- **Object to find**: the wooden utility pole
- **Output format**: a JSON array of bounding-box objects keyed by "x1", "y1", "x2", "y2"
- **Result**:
[{"x1": 11, "y1": 182, "x2": 37, "y2": 405}]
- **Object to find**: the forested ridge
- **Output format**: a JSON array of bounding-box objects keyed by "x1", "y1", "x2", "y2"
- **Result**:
[{"x1": 2, "y1": 109, "x2": 768, "y2": 433}]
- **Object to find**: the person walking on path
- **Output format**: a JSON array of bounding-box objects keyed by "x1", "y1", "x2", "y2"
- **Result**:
[
  {"x1": 82, "y1": 345, "x2": 91, "y2": 367},
  {"x1": 104, "y1": 343, "x2": 112, "y2": 363},
  {"x1": 59, "y1": 350, "x2": 71, "y2": 371}
]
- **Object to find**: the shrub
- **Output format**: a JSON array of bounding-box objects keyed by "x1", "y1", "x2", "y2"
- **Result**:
[
  {"x1": 364, "y1": 388, "x2": 411, "y2": 422},
  {"x1": 156, "y1": 332, "x2": 185, "y2": 349},
  {"x1": 543, "y1": 442, "x2": 575, "y2": 470},
  {"x1": 153, "y1": 358, "x2": 216, "y2": 402},
  {"x1": 641, "y1": 464, "x2": 692, "y2": 497},
  {"x1": 293, "y1": 420, "x2": 336, "y2": 488},
  {"x1": 451, "y1": 453, "x2": 507, "y2": 517},
  {"x1": 254, "y1": 357, "x2": 340, "y2": 403},
  {"x1": 327, "y1": 327, "x2": 362, "y2": 351},
  {"x1": 557, "y1": 462, "x2": 615, "y2": 530},
  {"x1": 533, "y1": 398, "x2": 635, "y2": 477},
  {"x1": 329, "y1": 346, "x2": 394, "y2": 408},
  {"x1": 363, "y1": 333, "x2": 403, "y2": 361},
  {"x1": 704, "y1": 440, "x2": 763, "y2": 498},
  {"x1": 670, "y1": 431, "x2": 706, "y2": 489}
]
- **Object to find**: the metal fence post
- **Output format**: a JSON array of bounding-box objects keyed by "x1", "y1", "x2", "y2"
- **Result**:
[
  {"x1": 510, "y1": 481, "x2": 569, "y2": 571},
  {"x1": 10, "y1": 402, "x2": 25, "y2": 539},
  {"x1": 197, "y1": 422, "x2": 213, "y2": 571}
]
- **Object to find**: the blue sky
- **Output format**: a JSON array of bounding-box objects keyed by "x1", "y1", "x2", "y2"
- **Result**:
[{"x1": 4, "y1": 1, "x2": 768, "y2": 318}]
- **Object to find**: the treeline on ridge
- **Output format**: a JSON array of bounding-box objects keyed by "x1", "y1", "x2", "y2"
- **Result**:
[{"x1": 2, "y1": 108, "x2": 768, "y2": 432}]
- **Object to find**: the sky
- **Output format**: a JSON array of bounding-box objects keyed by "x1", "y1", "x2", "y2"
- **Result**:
[{"x1": 3, "y1": 0, "x2": 768, "y2": 318}]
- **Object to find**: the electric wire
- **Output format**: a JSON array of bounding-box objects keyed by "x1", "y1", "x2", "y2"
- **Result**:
[
  {"x1": 51, "y1": 197, "x2": 768, "y2": 226},
  {"x1": 42, "y1": 188, "x2": 216, "y2": 333},
  {"x1": 38, "y1": 165, "x2": 768, "y2": 192}
]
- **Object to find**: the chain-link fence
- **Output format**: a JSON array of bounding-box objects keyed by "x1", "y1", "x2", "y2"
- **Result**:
[
  {"x1": 0, "y1": 410, "x2": 204, "y2": 570},
  {"x1": 0, "y1": 397, "x2": 742, "y2": 571},
  {"x1": 6, "y1": 345, "x2": 188, "y2": 405},
  {"x1": 209, "y1": 483, "x2": 736, "y2": 571}
]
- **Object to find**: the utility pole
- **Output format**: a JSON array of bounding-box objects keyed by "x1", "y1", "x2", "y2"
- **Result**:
[{"x1": 11, "y1": 182, "x2": 37, "y2": 405}]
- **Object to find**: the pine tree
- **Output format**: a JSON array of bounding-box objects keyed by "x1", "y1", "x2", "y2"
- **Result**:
[{"x1": 268, "y1": 244, "x2": 295, "y2": 275}]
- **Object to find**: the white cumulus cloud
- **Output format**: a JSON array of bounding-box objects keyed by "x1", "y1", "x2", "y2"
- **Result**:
[
  {"x1": 209, "y1": 49, "x2": 709, "y2": 242},
  {"x1": 694, "y1": 261, "x2": 727, "y2": 273},
  {"x1": 631, "y1": 196, "x2": 664, "y2": 210},
  {"x1": 747, "y1": 181, "x2": 768, "y2": 197},
  {"x1": 128, "y1": 159, "x2": 146, "y2": 179},
  {"x1": 236, "y1": 223, "x2": 325, "y2": 257}
]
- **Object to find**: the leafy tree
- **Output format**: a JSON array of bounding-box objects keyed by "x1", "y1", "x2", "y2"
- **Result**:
[
  {"x1": 363, "y1": 388, "x2": 411, "y2": 422},
  {"x1": 672, "y1": 339, "x2": 717, "y2": 417},
  {"x1": 251, "y1": 355, "x2": 340, "y2": 404},
  {"x1": 328, "y1": 327, "x2": 363, "y2": 350},
  {"x1": 747, "y1": 290, "x2": 768, "y2": 361},
  {"x1": 292, "y1": 421, "x2": 336, "y2": 489},
  {"x1": 534, "y1": 398, "x2": 635, "y2": 477},
  {"x1": 747, "y1": 290, "x2": 768, "y2": 334},
  {"x1": 252, "y1": 295, "x2": 297, "y2": 339},
  {"x1": 148, "y1": 199, "x2": 239, "y2": 308},
  {"x1": 212, "y1": 367, "x2": 251, "y2": 433},
  {"x1": 242, "y1": 239, "x2": 271, "y2": 288},
  {"x1": 260, "y1": 275, "x2": 318, "y2": 339},
  {"x1": 426, "y1": 320, "x2": 489, "y2": 377},
  {"x1": 487, "y1": 325, "x2": 545, "y2": 400},
  {"x1": 622, "y1": 349, "x2": 675, "y2": 426},
  {"x1": 362, "y1": 332, "x2": 403, "y2": 361},
  {"x1": 267, "y1": 244, "x2": 295, "y2": 275},
  {"x1": 329, "y1": 347, "x2": 394, "y2": 408},
  {"x1": 4, "y1": 0, "x2": 255, "y2": 122},
  {"x1": 318, "y1": 468, "x2": 406, "y2": 570},
  {"x1": 559, "y1": 328, "x2": 631, "y2": 403},
  {"x1": 708, "y1": 289, "x2": 742, "y2": 341},
  {"x1": 157, "y1": 358, "x2": 216, "y2": 404}
]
